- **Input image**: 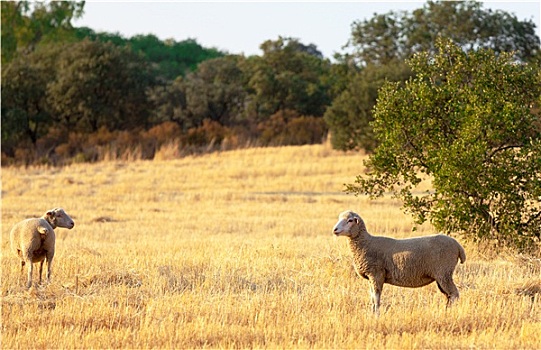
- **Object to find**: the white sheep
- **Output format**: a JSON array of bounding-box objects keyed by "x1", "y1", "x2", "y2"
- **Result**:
[
  {"x1": 10, "y1": 208, "x2": 75, "y2": 288},
  {"x1": 332, "y1": 210, "x2": 466, "y2": 313}
]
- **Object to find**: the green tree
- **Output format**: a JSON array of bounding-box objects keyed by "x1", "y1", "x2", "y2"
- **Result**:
[
  {"x1": 1, "y1": 1, "x2": 84, "y2": 64},
  {"x1": 148, "y1": 77, "x2": 192, "y2": 130},
  {"x1": 330, "y1": 0, "x2": 540, "y2": 153},
  {"x1": 149, "y1": 55, "x2": 248, "y2": 130},
  {"x1": 350, "y1": 1, "x2": 540, "y2": 65},
  {"x1": 347, "y1": 38, "x2": 541, "y2": 250},
  {"x1": 127, "y1": 34, "x2": 223, "y2": 80},
  {"x1": 74, "y1": 29, "x2": 224, "y2": 80},
  {"x1": 1, "y1": 45, "x2": 60, "y2": 154},
  {"x1": 324, "y1": 60, "x2": 412, "y2": 151},
  {"x1": 245, "y1": 37, "x2": 332, "y2": 121},
  {"x1": 47, "y1": 39, "x2": 156, "y2": 132},
  {"x1": 184, "y1": 55, "x2": 249, "y2": 127}
]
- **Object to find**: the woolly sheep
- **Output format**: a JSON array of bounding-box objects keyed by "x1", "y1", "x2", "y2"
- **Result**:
[
  {"x1": 10, "y1": 208, "x2": 75, "y2": 288},
  {"x1": 332, "y1": 210, "x2": 466, "y2": 313}
]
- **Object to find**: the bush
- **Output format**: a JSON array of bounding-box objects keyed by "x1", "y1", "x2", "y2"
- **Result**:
[
  {"x1": 182, "y1": 119, "x2": 231, "y2": 148},
  {"x1": 258, "y1": 110, "x2": 327, "y2": 146},
  {"x1": 286, "y1": 116, "x2": 327, "y2": 145},
  {"x1": 4, "y1": 114, "x2": 328, "y2": 165}
]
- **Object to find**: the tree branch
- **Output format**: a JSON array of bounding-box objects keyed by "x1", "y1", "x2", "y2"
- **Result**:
[{"x1": 486, "y1": 144, "x2": 523, "y2": 161}]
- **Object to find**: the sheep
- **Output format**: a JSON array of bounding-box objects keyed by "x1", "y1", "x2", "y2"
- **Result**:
[
  {"x1": 10, "y1": 208, "x2": 75, "y2": 288},
  {"x1": 332, "y1": 210, "x2": 466, "y2": 314}
]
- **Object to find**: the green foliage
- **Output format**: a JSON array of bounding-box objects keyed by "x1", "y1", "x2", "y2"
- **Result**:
[
  {"x1": 350, "y1": 0, "x2": 540, "y2": 66},
  {"x1": 324, "y1": 60, "x2": 412, "y2": 151},
  {"x1": 1, "y1": 39, "x2": 156, "y2": 161},
  {"x1": 1, "y1": 44, "x2": 60, "y2": 152},
  {"x1": 148, "y1": 55, "x2": 249, "y2": 130},
  {"x1": 46, "y1": 39, "x2": 156, "y2": 132},
  {"x1": 129, "y1": 35, "x2": 223, "y2": 78},
  {"x1": 347, "y1": 38, "x2": 541, "y2": 250},
  {"x1": 1, "y1": 1, "x2": 84, "y2": 64},
  {"x1": 183, "y1": 56, "x2": 249, "y2": 126},
  {"x1": 4, "y1": 1, "x2": 539, "y2": 167},
  {"x1": 329, "y1": 0, "x2": 541, "y2": 154},
  {"x1": 148, "y1": 77, "x2": 192, "y2": 130},
  {"x1": 2, "y1": 34, "x2": 332, "y2": 164},
  {"x1": 75, "y1": 29, "x2": 224, "y2": 80},
  {"x1": 245, "y1": 37, "x2": 332, "y2": 121},
  {"x1": 148, "y1": 40, "x2": 331, "y2": 146}
]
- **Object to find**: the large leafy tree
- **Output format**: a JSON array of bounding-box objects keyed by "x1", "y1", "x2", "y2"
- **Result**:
[
  {"x1": 149, "y1": 55, "x2": 248, "y2": 130},
  {"x1": 1, "y1": 45, "x2": 61, "y2": 153},
  {"x1": 128, "y1": 35, "x2": 223, "y2": 80},
  {"x1": 183, "y1": 55, "x2": 249, "y2": 127},
  {"x1": 324, "y1": 60, "x2": 411, "y2": 151},
  {"x1": 329, "y1": 0, "x2": 540, "y2": 152},
  {"x1": 347, "y1": 38, "x2": 541, "y2": 250},
  {"x1": 148, "y1": 77, "x2": 192, "y2": 130},
  {"x1": 350, "y1": 0, "x2": 540, "y2": 66},
  {"x1": 245, "y1": 37, "x2": 332, "y2": 121},
  {"x1": 47, "y1": 39, "x2": 156, "y2": 132},
  {"x1": 1, "y1": 1, "x2": 84, "y2": 64},
  {"x1": 75, "y1": 29, "x2": 224, "y2": 80},
  {"x1": 407, "y1": 1, "x2": 540, "y2": 61}
]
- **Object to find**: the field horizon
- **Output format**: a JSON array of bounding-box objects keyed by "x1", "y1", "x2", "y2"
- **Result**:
[{"x1": 2, "y1": 143, "x2": 540, "y2": 349}]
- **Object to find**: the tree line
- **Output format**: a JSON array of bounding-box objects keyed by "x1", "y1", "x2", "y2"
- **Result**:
[{"x1": 2, "y1": 0, "x2": 540, "y2": 166}]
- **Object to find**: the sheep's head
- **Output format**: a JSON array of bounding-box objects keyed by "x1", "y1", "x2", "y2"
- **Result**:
[
  {"x1": 45, "y1": 208, "x2": 75, "y2": 229},
  {"x1": 332, "y1": 210, "x2": 364, "y2": 238}
]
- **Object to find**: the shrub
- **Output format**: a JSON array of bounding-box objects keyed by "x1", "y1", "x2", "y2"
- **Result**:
[
  {"x1": 182, "y1": 119, "x2": 231, "y2": 148},
  {"x1": 258, "y1": 110, "x2": 327, "y2": 146}
]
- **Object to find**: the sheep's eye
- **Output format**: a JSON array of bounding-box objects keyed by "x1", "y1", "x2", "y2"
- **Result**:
[{"x1": 347, "y1": 219, "x2": 353, "y2": 223}]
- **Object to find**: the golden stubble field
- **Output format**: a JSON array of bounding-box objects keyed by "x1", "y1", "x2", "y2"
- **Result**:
[{"x1": 2, "y1": 143, "x2": 540, "y2": 349}]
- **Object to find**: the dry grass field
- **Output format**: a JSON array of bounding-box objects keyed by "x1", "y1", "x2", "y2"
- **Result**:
[{"x1": 2, "y1": 143, "x2": 540, "y2": 349}]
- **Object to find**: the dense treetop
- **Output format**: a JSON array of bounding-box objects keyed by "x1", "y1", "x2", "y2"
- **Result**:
[
  {"x1": 349, "y1": 0, "x2": 540, "y2": 66},
  {"x1": 74, "y1": 28, "x2": 224, "y2": 81}
]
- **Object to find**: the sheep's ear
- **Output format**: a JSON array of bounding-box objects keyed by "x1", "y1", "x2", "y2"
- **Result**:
[
  {"x1": 46, "y1": 210, "x2": 55, "y2": 218},
  {"x1": 354, "y1": 217, "x2": 360, "y2": 224}
]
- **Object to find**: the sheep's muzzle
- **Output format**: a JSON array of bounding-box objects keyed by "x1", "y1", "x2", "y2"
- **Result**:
[{"x1": 332, "y1": 223, "x2": 346, "y2": 236}]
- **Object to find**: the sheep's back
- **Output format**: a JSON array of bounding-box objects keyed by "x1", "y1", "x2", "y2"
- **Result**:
[
  {"x1": 10, "y1": 218, "x2": 55, "y2": 257},
  {"x1": 375, "y1": 235, "x2": 463, "y2": 287}
]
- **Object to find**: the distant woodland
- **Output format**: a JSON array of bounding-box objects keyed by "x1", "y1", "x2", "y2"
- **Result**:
[{"x1": 2, "y1": 0, "x2": 540, "y2": 165}]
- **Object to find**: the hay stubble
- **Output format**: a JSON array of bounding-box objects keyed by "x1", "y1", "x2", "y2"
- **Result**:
[{"x1": 2, "y1": 144, "x2": 539, "y2": 348}]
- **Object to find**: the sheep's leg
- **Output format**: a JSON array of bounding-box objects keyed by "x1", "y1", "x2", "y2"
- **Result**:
[
  {"x1": 26, "y1": 261, "x2": 33, "y2": 289},
  {"x1": 38, "y1": 260, "x2": 45, "y2": 285},
  {"x1": 436, "y1": 276, "x2": 460, "y2": 308},
  {"x1": 368, "y1": 275, "x2": 384, "y2": 314},
  {"x1": 19, "y1": 260, "x2": 26, "y2": 286},
  {"x1": 45, "y1": 252, "x2": 54, "y2": 284}
]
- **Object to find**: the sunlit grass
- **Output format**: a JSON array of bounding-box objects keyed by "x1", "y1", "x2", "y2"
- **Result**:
[{"x1": 2, "y1": 144, "x2": 540, "y2": 348}]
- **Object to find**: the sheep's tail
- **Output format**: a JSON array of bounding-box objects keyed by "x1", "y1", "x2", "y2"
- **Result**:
[{"x1": 457, "y1": 243, "x2": 466, "y2": 264}]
